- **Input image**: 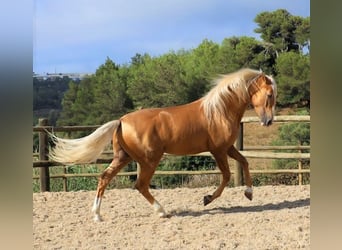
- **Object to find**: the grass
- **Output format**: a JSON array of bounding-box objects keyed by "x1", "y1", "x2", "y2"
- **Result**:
[{"x1": 33, "y1": 164, "x2": 136, "y2": 192}]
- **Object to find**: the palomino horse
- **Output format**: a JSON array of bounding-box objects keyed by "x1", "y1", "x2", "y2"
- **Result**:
[{"x1": 50, "y1": 68, "x2": 277, "y2": 221}]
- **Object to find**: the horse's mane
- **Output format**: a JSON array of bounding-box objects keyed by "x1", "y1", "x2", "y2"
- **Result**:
[{"x1": 201, "y1": 68, "x2": 263, "y2": 122}]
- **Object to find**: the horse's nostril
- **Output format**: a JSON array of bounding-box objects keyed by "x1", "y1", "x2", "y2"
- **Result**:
[{"x1": 266, "y1": 119, "x2": 272, "y2": 126}]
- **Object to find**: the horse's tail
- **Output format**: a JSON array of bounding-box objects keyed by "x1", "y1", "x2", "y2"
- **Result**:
[{"x1": 49, "y1": 120, "x2": 120, "y2": 165}]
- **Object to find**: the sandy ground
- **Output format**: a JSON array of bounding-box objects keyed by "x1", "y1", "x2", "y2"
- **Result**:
[{"x1": 33, "y1": 185, "x2": 310, "y2": 249}]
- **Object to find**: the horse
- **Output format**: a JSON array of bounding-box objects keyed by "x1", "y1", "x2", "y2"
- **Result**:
[{"x1": 49, "y1": 68, "x2": 277, "y2": 221}]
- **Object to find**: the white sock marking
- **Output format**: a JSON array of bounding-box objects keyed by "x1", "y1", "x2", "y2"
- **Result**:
[
  {"x1": 153, "y1": 200, "x2": 166, "y2": 217},
  {"x1": 92, "y1": 197, "x2": 103, "y2": 221},
  {"x1": 245, "y1": 186, "x2": 253, "y2": 194},
  {"x1": 92, "y1": 197, "x2": 102, "y2": 212}
]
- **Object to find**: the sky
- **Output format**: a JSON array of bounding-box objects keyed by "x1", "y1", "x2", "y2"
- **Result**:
[{"x1": 33, "y1": 0, "x2": 310, "y2": 74}]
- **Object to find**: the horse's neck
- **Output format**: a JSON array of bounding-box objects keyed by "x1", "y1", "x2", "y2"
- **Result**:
[{"x1": 226, "y1": 99, "x2": 249, "y2": 124}]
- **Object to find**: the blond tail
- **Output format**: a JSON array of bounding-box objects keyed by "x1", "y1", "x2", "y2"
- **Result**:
[{"x1": 49, "y1": 120, "x2": 120, "y2": 165}]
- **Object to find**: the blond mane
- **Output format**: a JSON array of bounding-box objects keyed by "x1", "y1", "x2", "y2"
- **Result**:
[{"x1": 201, "y1": 68, "x2": 263, "y2": 122}]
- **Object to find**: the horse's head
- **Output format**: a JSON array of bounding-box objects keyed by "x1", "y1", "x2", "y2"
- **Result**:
[{"x1": 249, "y1": 73, "x2": 277, "y2": 126}]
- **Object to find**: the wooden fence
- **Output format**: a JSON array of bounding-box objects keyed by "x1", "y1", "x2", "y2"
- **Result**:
[{"x1": 33, "y1": 115, "x2": 310, "y2": 192}]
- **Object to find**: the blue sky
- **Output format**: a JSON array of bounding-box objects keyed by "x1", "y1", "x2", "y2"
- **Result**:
[{"x1": 33, "y1": 0, "x2": 310, "y2": 74}]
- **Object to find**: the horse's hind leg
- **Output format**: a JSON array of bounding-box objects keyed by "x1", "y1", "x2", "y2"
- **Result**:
[
  {"x1": 92, "y1": 149, "x2": 132, "y2": 221},
  {"x1": 204, "y1": 152, "x2": 231, "y2": 206},
  {"x1": 227, "y1": 145, "x2": 253, "y2": 200},
  {"x1": 135, "y1": 161, "x2": 167, "y2": 217}
]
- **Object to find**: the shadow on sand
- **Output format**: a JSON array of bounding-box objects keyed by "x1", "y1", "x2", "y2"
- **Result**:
[{"x1": 169, "y1": 198, "x2": 310, "y2": 217}]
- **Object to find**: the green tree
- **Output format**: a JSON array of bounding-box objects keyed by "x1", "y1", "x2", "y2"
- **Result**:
[
  {"x1": 127, "y1": 52, "x2": 188, "y2": 108},
  {"x1": 57, "y1": 77, "x2": 95, "y2": 138},
  {"x1": 182, "y1": 39, "x2": 220, "y2": 102},
  {"x1": 57, "y1": 81, "x2": 80, "y2": 126},
  {"x1": 293, "y1": 16, "x2": 310, "y2": 53},
  {"x1": 272, "y1": 109, "x2": 310, "y2": 170},
  {"x1": 91, "y1": 58, "x2": 133, "y2": 123},
  {"x1": 189, "y1": 39, "x2": 220, "y2": 76},
  {"x1": 275, "y1": 52, "x2": 310, "y2": 107},
  {"x1": 68, "y1": 77, "x2": 95, "y2": 125},
  {"x1": 58, "y1": 57, "x2": 133, "y2": 126},
  {"x1": 254, "y1": 9, "x2": 309, "y2": 56},
  {"x1": 217, "y1": 37, "x2": 240, "y2": 73},
  {"x1": 217, "y1": 36, "x2": 276, "y2": 75},
  {"x1": 127, "y1": 54, "x2": 162, "y2": 108},
  {"x1": 234, "y1": 36, "x2": 275, "y2": 74}
]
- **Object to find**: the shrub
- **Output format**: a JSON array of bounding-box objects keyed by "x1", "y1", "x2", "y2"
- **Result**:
[{"x1": 270, "y1": 109, "x2": 310, "y2": 184}]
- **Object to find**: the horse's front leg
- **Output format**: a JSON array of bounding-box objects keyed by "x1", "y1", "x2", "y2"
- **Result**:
[
  {"x1": 227, "y1": 145, "x2": 253, "y2": 200},
  {"x1": 203, "y1": 152, "x2": 231, "y2": 206}
]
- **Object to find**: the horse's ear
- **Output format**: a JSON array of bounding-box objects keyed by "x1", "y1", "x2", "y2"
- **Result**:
[
  {"x1": 264, "y1": 75, "x2": 274, "y2": 85},
  {"x1": 258, "y1": 73, "x2": 266, "y2": 81}
]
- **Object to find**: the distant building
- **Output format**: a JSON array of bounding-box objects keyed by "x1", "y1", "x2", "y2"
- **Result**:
[{"x1": 33, "y1": 72, "x2": 93, "y2": 81}]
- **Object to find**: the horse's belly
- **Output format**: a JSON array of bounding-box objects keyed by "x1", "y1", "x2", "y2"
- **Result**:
[{"x1": 164, "y1": 138, "x2": 208, "y2": 155}]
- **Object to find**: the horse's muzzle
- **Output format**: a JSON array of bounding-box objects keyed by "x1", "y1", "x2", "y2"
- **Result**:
[{"x1": 260, "y1": 115, "x2": 273, "y2": 126}]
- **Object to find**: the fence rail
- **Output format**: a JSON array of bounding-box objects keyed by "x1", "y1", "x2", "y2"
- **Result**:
[{"x1": 33, "y1": 115, "x2": 310, "y2": 192}]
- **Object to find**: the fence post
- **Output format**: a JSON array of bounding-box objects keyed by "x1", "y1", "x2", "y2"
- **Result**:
[
  {"x1": 234, "y1": 123, "x2": 244, "y2": 186},
  {"x1": 63, "y1": 166, "x2": 68, "y2": 192},
  {"x1": 298, "y1": 142, "x2": 303, "y2": 185},
  {"x1": 39, "y1": 118, "x2": 50, "y2": 192}
]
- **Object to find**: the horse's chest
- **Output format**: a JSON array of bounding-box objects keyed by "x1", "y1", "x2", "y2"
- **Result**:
[{"x1": 209, "y1": 124, "x2": 239, "y2": 147}]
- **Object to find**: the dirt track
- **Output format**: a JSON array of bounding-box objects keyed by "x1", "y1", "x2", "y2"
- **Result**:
[{"x1": 33, "y1": 185, "x2": 310, "y2": 249}]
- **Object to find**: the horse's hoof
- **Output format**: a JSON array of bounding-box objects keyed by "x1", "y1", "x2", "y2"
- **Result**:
[
  {"x1": 203, "y1": 195, "x2": 213, "y2": 206},
  {"x1": 159, "y1": 213, "x2": 172, "y2": 219},
  {"x1": 158, "y1": 211, "x2": 168, "y2": 218},
  {"x1": 244, "y1": 190, "x2": 253, "y2": 201},
  {"x1": 93, "y1": 214, "x2": 103, "y2": 222}
]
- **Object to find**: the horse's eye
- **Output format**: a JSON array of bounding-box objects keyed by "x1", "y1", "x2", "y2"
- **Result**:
[{"x1": 267, "y1": 93, "x2": 273, "y2": 98}]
